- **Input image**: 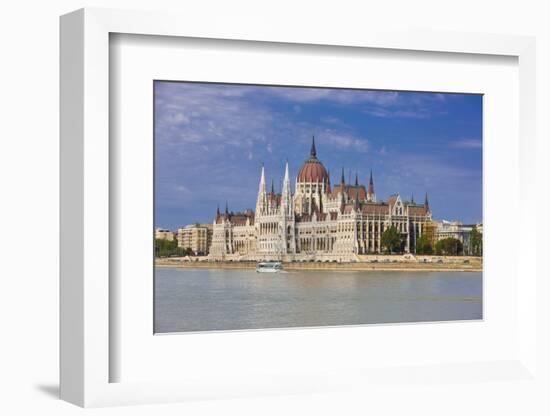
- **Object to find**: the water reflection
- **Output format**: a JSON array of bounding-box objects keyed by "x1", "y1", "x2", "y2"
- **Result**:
[{"x1": 154, "y1": 268, "x2": 482, "y2": 333}]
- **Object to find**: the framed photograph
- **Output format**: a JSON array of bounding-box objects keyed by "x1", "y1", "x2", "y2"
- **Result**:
[
  {"x1": 153, "y1": 80, "x2": 483, "y2": 334},
  {"x1": 60, "y1": 8, "x2": 537, "y2": 407}
]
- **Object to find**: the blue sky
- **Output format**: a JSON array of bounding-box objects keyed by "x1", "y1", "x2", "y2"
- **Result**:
[{"x1": 155, "y1": 81, "x2": 482, "y2": 229}]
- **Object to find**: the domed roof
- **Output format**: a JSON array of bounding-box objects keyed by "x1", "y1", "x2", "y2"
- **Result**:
[{"x1": 297, "y1": 137, "x2": 329, "y2": 183}]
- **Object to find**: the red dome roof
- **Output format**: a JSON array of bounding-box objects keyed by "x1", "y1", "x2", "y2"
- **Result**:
[
  {"x1": 297, "y1": 159, "x2": 329, "y2": 183},
  {"x1": 297, "y1": 136, "x2": 329, "y2": 183}
]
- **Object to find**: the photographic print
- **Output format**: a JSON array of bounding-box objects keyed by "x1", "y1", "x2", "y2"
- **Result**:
[{"x1": 154, "y1": 81, "x2": 483, "y2": 333}]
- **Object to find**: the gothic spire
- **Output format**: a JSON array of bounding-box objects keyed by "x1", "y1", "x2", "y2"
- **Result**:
[
  {"x1": 424, "y1": 192, "x2": 429, "y2": 208},
  {"x1": 355, "y1": 171, "x2": 359, "y2": 187},
  {"x1": 367, "y1": 169, "x2": 375, "y2": 199},
  {"x1": 271, "y1": 178, "x2": 275, "y2": 194},
  {"x1": 256, "y1": 164, "x2": 267, "y2": 214},
  {"x1": 283, "y1": 160, "x2": 290, "y2": 184},
  {"x1": 411, "y1": 193, "x2": 415, "y2": 204},
  {"x1": 341, "y1": 167, "x2": 345, "y2": 185},
  {"x1": 282, "y1": 161, "x2": 292, "y2": 204},
  {"x1": 225, "y1": 201, "x2": 229, "y2": 215},
  {"x1": 216, "y1": 204, "x2": 220, "y2": 216},
  {"x1": 310, "y1": 135, "x2": 317, "y2": 158}
]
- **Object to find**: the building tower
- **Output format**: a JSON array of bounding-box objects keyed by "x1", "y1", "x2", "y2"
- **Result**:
[
  {"x1": 281, "y1": 161, "x2": 296, "y2": 254},
  {"x1": 294, "y1": 136, "x2": 330, "y2": 215},
  {"x1": 255, "y1": 164, "x2": 267, "y2": 215},
  {"x1": 367, "y1": 169, "x2": 376, "y2": 202}
]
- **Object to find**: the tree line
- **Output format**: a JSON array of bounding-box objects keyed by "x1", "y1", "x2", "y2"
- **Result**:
[
  {"x1": 155, "y1": 238, "x2": 194, "y2": 257},
  {"x1": 380, "y1": 225, "x2": 482, "y2": 256}
]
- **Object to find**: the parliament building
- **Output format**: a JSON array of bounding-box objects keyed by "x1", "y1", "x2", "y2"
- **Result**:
[{"x1": 209, "y1": 138, "x2": 432, "y2": 262}]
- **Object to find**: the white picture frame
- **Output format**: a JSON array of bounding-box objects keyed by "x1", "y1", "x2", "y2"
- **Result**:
[{"x1": 60, "y1": 8, "x2": 538, "y2": 407}]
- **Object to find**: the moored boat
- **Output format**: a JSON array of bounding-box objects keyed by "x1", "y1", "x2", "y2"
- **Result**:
[{"x1": 256, "y1": 261, "x2": 283, "y2": 273}]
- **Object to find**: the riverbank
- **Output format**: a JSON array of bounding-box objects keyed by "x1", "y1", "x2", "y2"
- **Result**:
[{"x1": 155, "y1": 256, "x2": 482, "y2": 272}]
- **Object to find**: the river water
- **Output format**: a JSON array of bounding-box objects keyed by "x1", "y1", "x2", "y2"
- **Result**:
[{"x1": 154, "y1": 267, "x2": 482, "y2": 333}]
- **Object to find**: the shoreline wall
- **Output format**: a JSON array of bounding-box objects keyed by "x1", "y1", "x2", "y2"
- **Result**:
[{"x1": 155, "y1": 256, "x2": 482, "y2": 272}]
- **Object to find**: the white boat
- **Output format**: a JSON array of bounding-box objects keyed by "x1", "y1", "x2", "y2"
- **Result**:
[{"x1": 256, "y1": 261, "x2": 283, "y2": 273}]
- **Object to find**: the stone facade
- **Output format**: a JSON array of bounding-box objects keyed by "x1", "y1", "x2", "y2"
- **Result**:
[
  {"x1": 177, "y1": 224, "x2": 213, "y2": 255},
  {"x1": 209, "y1": 138, "x2": 433, "y2": 262}
]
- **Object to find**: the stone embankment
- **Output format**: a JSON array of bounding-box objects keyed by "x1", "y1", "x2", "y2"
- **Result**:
[{"x1": 155, "y1": 255, "x2": 482, "y2": 272}]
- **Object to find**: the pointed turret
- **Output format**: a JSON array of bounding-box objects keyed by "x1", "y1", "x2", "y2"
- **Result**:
[
  {"x1": 283, "y1": 160, "x2": 290, "y2": 187},
  {"x1": 225, "y1": 201, "x2": 229, "y2": 215},
  {"x1": 424, "y1": 192, "x2": 429, "y2": 209},
  {"x1": 411, "y1": 193, "x2": 415, "y2": 204},
  {"x1": 310, "y1": 135, "x2": 317, "y2": 158},
  {"x1": 367, "y1": 169, "x2": 376, "y2": 202},
  {"x1": 340, "y1": 167, "x2": 345, "y2": 185},
  {"x1": 281, "y1": 160, "x2": 293, "y2": 216},
  {"x1": 216, "y1": 204, "x2": 220, "y2": 217},
  {"x1": 270, "y1": 178, "x2": 275, "y2": 194},
  {"x1": 355, "y1": 171, "x2": 359, "y2": 187},
  {"x1": 255, "y1": 164, "x2": 267, "y2": 215}
]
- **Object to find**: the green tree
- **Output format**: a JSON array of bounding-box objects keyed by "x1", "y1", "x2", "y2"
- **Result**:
[
  {"x1": 381, "y1": 226, "x2": 402, "y2": 254},
  {"x1": 470, "y1": 226, "x2": 483, "y2": 256},
  {"x1": 435, "y1": 238, "x2": 463, "y2": 256},
  {"x1": 416, "y1": 234, "x2": 433, "y2": 254},
  {"x1": 155, "y1": 237, "x2": 187, "y2": 257}
]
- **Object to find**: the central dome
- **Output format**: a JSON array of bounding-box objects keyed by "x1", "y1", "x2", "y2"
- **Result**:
[{"x1": 297, "y1": 137, "x2": 329, "y2": 183}]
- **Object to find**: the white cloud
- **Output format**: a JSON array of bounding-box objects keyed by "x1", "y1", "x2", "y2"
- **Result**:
[
  {"x1": 155, "y1": 82, "x2": 275, "y2": 150},
  {"x1": 320, "y1": 130, "x2": 369, "y2": 153},
  {"x1": 450, "y1": 138, "x2": 482, "y2": 149},
  {"x1": 363, "y1": 107, "x2": 431, "y2": 119},
  {"x1": 321, "y1": 116, "x2": 340, "y2": 124},
  {"x1": 264, "y1": 87, "x2": 400, "y2": 107}
]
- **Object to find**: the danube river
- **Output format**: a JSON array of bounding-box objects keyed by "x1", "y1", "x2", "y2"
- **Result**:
[{"x1": 154, "y1": 267, "x2": 482, "y2": 333}]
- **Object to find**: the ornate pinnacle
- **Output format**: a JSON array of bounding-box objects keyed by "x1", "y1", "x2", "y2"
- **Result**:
[{"x1": 310, "y1": 135, "x2": 317, "y2": 158}]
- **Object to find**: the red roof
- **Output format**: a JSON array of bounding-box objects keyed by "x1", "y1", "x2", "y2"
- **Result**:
[
  {"x1": 361, "y1": 204, "x2": 389, "y2": 215},
  {"x1": 388, "y1": 195, "x2": 398, "y2": 208},
  {"x1": 297, "y1": 159, "x2": 329, "y2": 183},
  {"x1": 216, "y1": 211, "x2": 255, "y2": 225},
  {"x1": 407, "y1": 205, "x2": 428, "y2": 216},
  {"x1": 331, "y1": 184, "x2": 367, "y2": 200}
]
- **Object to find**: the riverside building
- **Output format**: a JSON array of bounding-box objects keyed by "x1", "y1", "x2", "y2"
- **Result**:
[
  {"x1": 209, "y1": 138, "x2": 433, "y2": 262},
  {"x1": 155, "y1": 227, "x2": 174, "y2": 241},
  {"x1": 177, "y1": 224, "x2": 213, "y2": 255}
]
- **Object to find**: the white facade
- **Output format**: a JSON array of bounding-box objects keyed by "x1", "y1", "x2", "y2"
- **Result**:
[
  {"x1": 209, "y1": 141, "x2": 433, "y2": 262},
  {"x1": 435, "y1": 220, "x2": 479, "y2": 255}
]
